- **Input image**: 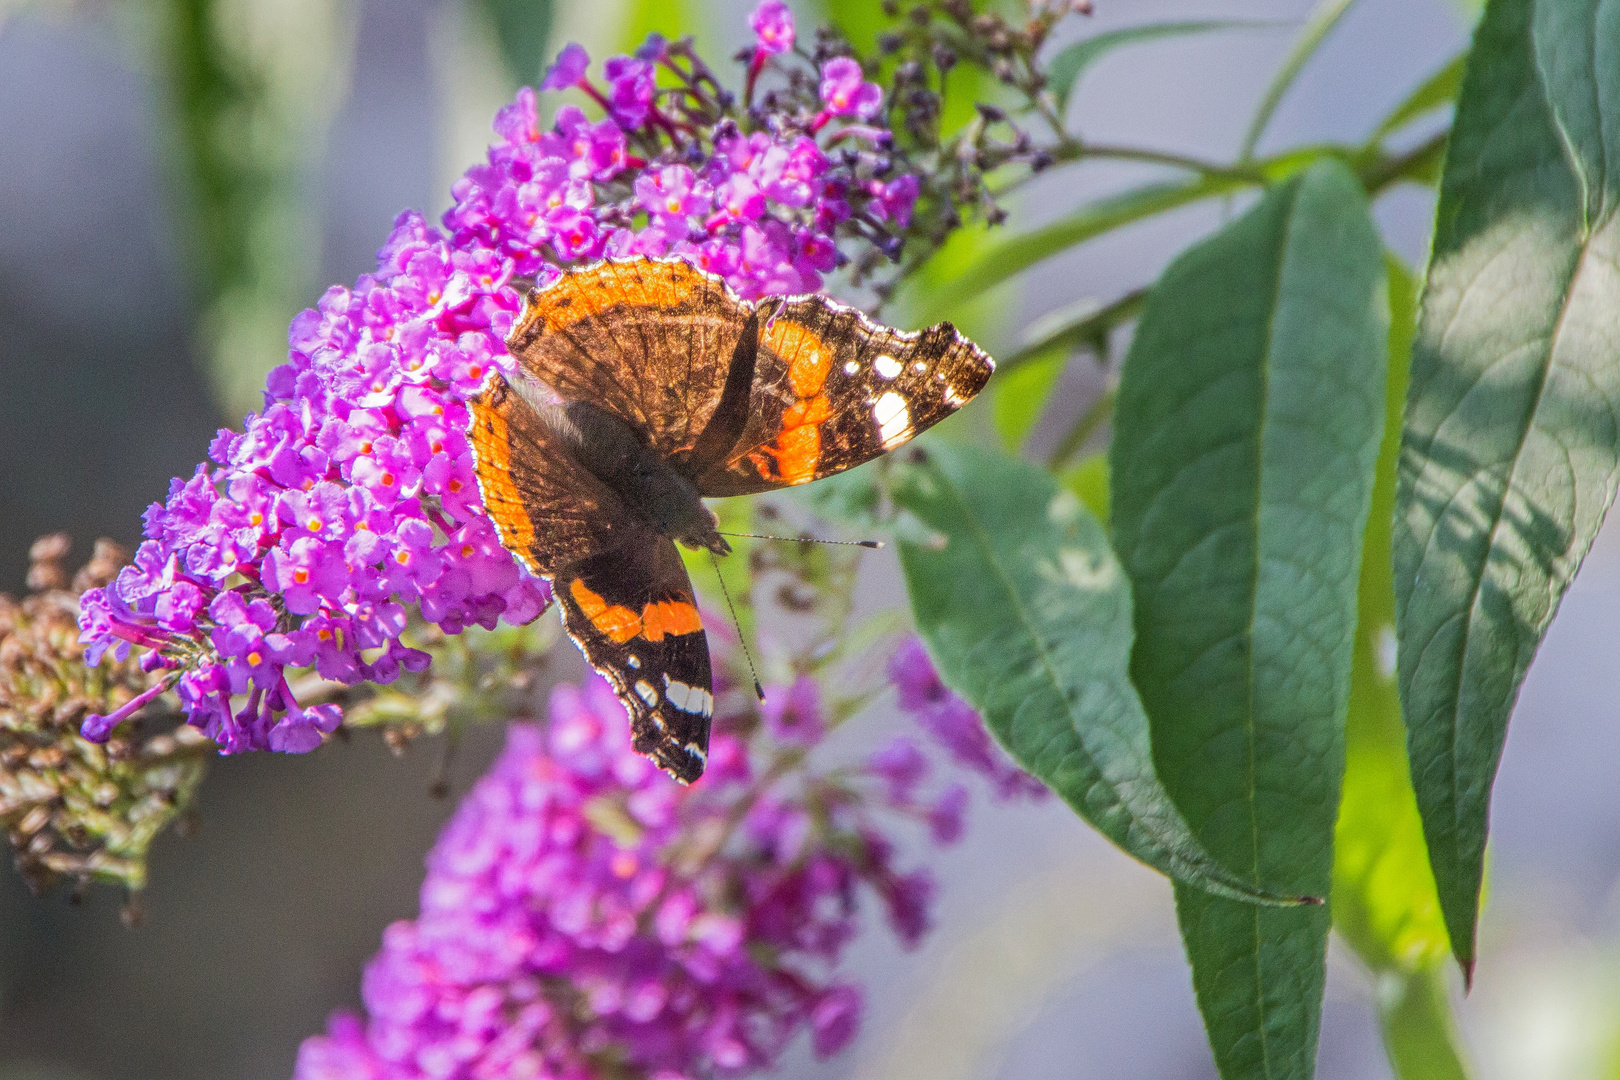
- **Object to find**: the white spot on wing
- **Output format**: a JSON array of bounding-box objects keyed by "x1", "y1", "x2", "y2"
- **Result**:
[
  {"x1": 874, "y1": 391, "x2": 911, "y2": 449},
  {"x1": 662, "y1": 674, "x2": 711, "y2": 715},
  {"x1": 635, "y1": 680, "x2": 659, "y2": 707},
  {"x1": 843, "y1": 360, "x2": 860, "y2": 376},
  {"x1": 873, "y1": 354, "x2": 902, "y2": 380},
  {"x1": 627, "y1": 655, "x2": 640, "y2": 669},
  {"x1": 685, "y1": 742, "x2": 707, "y2": 763},
  {"x1": 943, "y1": 383, "x2": 968, "y2": 407}
]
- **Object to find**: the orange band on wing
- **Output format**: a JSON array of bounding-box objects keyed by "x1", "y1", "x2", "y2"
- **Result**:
[
  {"x1": 750, "y1": 392, "x2": 831, "y2": 485},
  {"x1": 570, "y1": 579, "x2": 642, "y2": 644},
  {"x1": 639, "y1": 599, "x2": 702, "y2": 641},
  {"x1": 516, "y1": 259, "x2": 718, "y2": 339},
  {"x1": 469, "y1": 395, "x2": 536, "y2": 553},
  {"x1": 570, "y1": 580, "x2": 703, "y2": 644},
  {"x1": 762, "y1": 320, "x2": 832, "y2": 398}
]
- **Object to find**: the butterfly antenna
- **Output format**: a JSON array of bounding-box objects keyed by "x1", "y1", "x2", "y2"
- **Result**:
[
  {"x1": 707, "y1": 549, "x2": 765, "y2": 701},
  {"x1": 717, "y1": 531, "x2": 883, "y2": 549}
]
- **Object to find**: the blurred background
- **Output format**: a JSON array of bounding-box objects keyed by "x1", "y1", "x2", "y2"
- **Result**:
[{"x1": 5, "y1": 0, "x2": 1620, "y2": 1077}]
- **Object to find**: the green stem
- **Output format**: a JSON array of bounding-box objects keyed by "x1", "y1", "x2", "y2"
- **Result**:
[
  {"x1": 1047, "y1": 139, "x2": 1269, "y2": 182},
  {"x1": 1047, "y1": 385, "x2": 1117, "y2": 470},
  {"x1": 1378, "y1": 968, "x2": 1473, "y2": 1080},
  {"x1": 1360, "y1": 129, "x2": 1450, "y2": 195}
]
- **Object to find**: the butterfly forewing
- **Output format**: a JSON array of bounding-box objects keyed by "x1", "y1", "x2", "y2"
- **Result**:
[
  {"x1": 693, "y1": 296, "x2": 995, "y2": 496},
  {"x1": 506, "y1": 259, "x2": 755, "y2": 461}
]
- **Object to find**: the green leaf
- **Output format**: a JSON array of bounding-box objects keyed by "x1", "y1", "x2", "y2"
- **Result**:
[
  {"x1": 1239, "y1": 0, "x2": 1359, "y2": 160},
  {"x1": 794, "y1": 459, "x2": 886, "y2": 530},
  {"x1": 1110, "y1": 160, "x2": 1388, "y2": 1080},
  {"x1": 991, "y1": 345, "x2": 1066, "y2": 449},
  {"x1": 155, "y1": 0, "x2": 343, "y2": 416},
  {"x1": 1333, "y1": 255, "x2": 1453, "y2": 977},
  {"x1": 918, "y1": 176, "x2": 1247, "y2": 321},
  {"x1": 1045, "y1": 21, "x2": 1271, "y2": 116},
  {"x1": 1367, "y1": 51, "x2": 1467, "y2": 144},
  {"x1": 1393, "y1": 0, "x2": 1620, "y2": 980},
  {"x1": 893, "y1": 443, "x2": 1312, "y2": 908},
  {"x1": 475, "y1": 0, "x2": 554, "y2": 86},
  {"x1": 1379, "y1": 969, "x2": 1473, "y2": 1080}
]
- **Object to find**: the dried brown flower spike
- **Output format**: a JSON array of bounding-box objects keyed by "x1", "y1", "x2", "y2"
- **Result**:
[{"x1": 0, "y1": 535, "x2": 209, "y2": 899}]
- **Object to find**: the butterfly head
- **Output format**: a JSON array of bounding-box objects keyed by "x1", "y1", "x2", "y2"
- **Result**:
[{"x1": 674, "y1": 504, "x2": 731, "y2": 557}]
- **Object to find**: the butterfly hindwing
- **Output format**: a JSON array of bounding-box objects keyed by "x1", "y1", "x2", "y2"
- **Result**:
[
  {"x1": 468, "y1": 373, "x2": 639, "y2": 577},
  {"x1": 506, "y1": 258, "x2": 756, "y2": 462},
  {"x1": 692, "y1": 295, "x2": 995, "y2": 496},
  {"x1": 554, "y1": 534, "x2": 713, "y2": 784}
]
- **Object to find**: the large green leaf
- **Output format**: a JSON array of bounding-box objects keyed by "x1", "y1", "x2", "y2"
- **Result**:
[
  {"x1": 917, "y1": 176, "x2": 1247, "y2": 321},
  {"x1": 1045, "y1": 21, "x2": 1268, "y2": 117},
  {"x1": 1393, "y1": 0, "x2": 1620, "y2": 980},
  {"x1": 1111, "y1": 160, "x2": 1388, "y2": 1080},
  {"x1": 1333, "y1": 256, "x2": 1471, "y2": 1079},
  {"x1": 893, "y1": 443, "x2": 1310, "y2": 907}
]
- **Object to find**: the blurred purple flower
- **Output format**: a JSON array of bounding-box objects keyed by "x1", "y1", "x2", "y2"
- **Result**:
[
  {"x1": 749, "y1": 0, "x2": 796, "y2": 56},
  {"x1": 761, "y1": 674, "x2": 824, "y2": 745},
  {"x1": 818, "y1": 57, "x2": 884, "y2": 122},
  {"x1": 604, "y1": 55, "x2": 657, "y2": 129},
  {"x1": 292, "y1": 671, "x2": 970, "y2": 1079},
  {"x1": 539, "y1": 42, "x2": 589, "y2": 91},
  {"x1": 886, "y1": 637, "x2": 1049, "y2": 802}
]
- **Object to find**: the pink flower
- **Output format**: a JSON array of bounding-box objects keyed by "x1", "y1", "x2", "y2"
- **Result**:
[
  {"x1": 292, "y1": 671, "x2": 978, "y2": 1078},
  {"x1": 749, "y1": 0, "x2": 795, "y2": 56},
  {"x1": 540, "y1": 42, "x2": 589, "y2": 90},
  {"x1": 819, "y1": 57, "x2": 883, "y2": 121},
  {"x1": 77, "y1": 27, "x2": 927, "y2": 761},
  {"x1": 635, "y1": 164, "x2": 712, "y2": 223}
]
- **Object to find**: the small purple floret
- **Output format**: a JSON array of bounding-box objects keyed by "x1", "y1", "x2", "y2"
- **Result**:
[
  {"x1": 539, "y1": 42, "x2": 589, "y2": 91},
  {"x1": 749, "y1": 0, "x2": 796, "y2": 56},
  {"x1": 819, "y1": 57, "x2": 884, "y2": 121}
]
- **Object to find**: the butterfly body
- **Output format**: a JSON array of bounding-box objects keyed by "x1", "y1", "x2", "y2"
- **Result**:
[
  {"x1": 468, "y1": 257, "x2": 993, "y2": 783},
  {"x1": 541, "y1": 398, "x2": 729, "y2": 556}
]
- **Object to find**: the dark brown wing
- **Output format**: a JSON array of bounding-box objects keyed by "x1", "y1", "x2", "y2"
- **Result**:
[
  {"x1": 555, "y1": 535, "x2": 712, "y2": 784},
  {"x1": 692, "y1": 296, "x2": 995, "y2": 496},
  {"x1": 467, "y1": 373, "x2": 638, "y2": 576},
  {"x1": 505, "y1": 257, "x2": 756, "y2": 461}
]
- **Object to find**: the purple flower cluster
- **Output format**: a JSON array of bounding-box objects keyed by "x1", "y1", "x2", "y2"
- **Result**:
[
  {"x1": 76, "y1": 216, "x2": 543, "y2": 753},
  {"x1": 882, "y1": 638, "x2": 1050, "y2": 803},
  {"x1": 77, "y1": 5, "x2": 923, "y2": 754},
  {"x1": 450, "y1": 52, "x2": 908, "y2": 300},
  {"x1": 293, "y1": 653, "x2": 1030, "y2": 1080}
]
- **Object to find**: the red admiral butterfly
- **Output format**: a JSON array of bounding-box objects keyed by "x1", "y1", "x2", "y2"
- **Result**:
[{"x1": 468, "y1": 257, "x2": 993, "y2": 782}]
